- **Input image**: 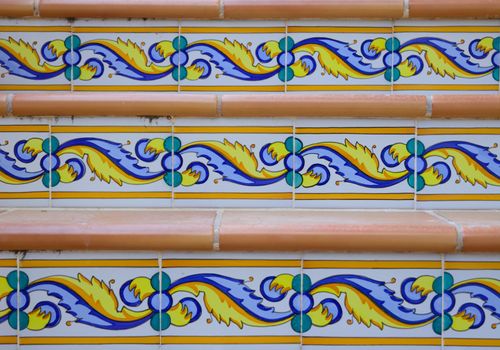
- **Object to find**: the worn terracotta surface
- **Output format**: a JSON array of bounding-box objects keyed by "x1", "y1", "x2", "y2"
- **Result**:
[
  {"x1": 39, "y1": 0, "x2": 220, "y2": 18},
  {"x1": 409, "y1": 0, "x2": 500, "y2": 18},
  {"x1": 437, "y1": 211, "x2": 500, "y2": 252},
  {"x1": 0, "y1": 0, "x2": 34, "y2": 17},
  {"x1": 222, "y1": 94, "x2": 427, "y2": 118},
  {"x1": 12, "y1": 93, "x2": 217, "y2": 117},
  {"x1": 0, "y1": 94, "x2": 7, "y2": 116},
  {"x1": 0, "y1": 210, "x2": 215, "y2": 250},
  {"x1": 219, "y1": 210, "x2": 458, "y2": 252},
  {"x1": 224, "y1": 0, "x2": 404, "y2": 19},
  {"x1": 431, "y1": 95, "x2": 500, "y2": 119}
]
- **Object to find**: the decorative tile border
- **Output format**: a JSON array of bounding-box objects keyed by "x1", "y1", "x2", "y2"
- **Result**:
[
  {"x1": 0, "y1": 117, "x2": 499, "y2": 208},
  {"x1": 1, "y1": 20, "x2": 499, "y2": 93},
  {"x1": 0, "y1": 252, "x2": 498, "y2": 348}
]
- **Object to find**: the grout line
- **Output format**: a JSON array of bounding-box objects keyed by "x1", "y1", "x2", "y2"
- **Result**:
[
  {"x1": 213, "y1": 209, "x2": 223, "y2": 251},
  {"x1": 425, "y1": 95, "x2": 433, "y2": 117},
  {"x1": 403, "y1": 0, "x2": 410, "y2": 18},
  {"x1": 158, "y1": 253, "x2": 162, "y2": 348},
  {"x1": 170, "y1": 123, "x2": 175, "y2": 208},
  {"x1": 177, "y1": 21, "x2": 181, "y2": 93},
  {"x1": 48, "y1": 121, "x2": 53, "y2": 208},
  {"x1": 219, "y1": 0, "x2": 224, "y2": 19},
  {"x1": 441, "y1": 253, "x2": 445, "y2": 350},
  {"x1": 16, "y1": 252, "x2": 20, "y2": 350},
  {"x1": 6, "y1": 93, "x2": 13, "y2": 116},
  {"x1": 413, "y1": 119, "x2": 418, "y2": 210},
  {"x1": 216, "y1": 95, "x2": 222, "y2": 117},
  {"x1": 33, "y1": 0, "x2": 40, "y2": 17},
  {"x1": 391, "y1": 20, "x2": 395, "y2": 94},
  {"x1": 429, "y1": 210, "x2": 464, "y2": 252},
  {"x1": 299, "y1": 255, "x2": 304, "y2": 349},
  {"x1": 70, "y1": 31, "x2": 74, "y2": 92},
  {"x1": 285, "y1": 20, "x2": 288, "y2": 93},
  {"x1": 292, "y1": 119, "x2": 296, "y2": 208}
]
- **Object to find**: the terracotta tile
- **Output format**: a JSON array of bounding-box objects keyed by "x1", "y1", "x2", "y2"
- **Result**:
[
  {"x1": 39, "y1": 0, "x2": 220, "y2": 19},
  {"x1": 224, "y1": 0, "x2": 403, "y2": 19},
  {"x1": 0, "y1": 94, "x2": 7, "y2": 116},
  {"x1": 221, "y1": 94, "x2": 427, "y2": 118},
  {"x1": 12, "y1": 93, "x2": 217, "y2": 117},
  {"x1": 432, "y1": 94, "x2": 500, "y2": 119},
  {"x1": 0, "y1": 0, "x2": 34, "y2": 17},
  {"x1": 409, "y1": 0, "x2": 500, "y2": 18},
  {"x1": 438, "y1": 210, "x2": 500, "y2": 252},
  {"x1": 0, "y1": 210, "x2": 215, "y2": 250},
  {"x1": 219, "y1": 210, "x2": 457, "y2": 252}
]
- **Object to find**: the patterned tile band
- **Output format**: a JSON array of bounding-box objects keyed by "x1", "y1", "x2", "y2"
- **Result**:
[
  {"x1": 1, "y1": 133, "x2": 499, "y2": 192},
  {"x1": 0, "y1": 265, "x2": 498, "y2": 335}
]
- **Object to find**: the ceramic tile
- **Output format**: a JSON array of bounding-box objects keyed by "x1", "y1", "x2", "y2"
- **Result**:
[
  {"x1": 51, "y1": 117, "x2": 172, "y2": 208},
  {"x1": 172, "y1": 118, "x2": 293, "y2": 207},
  {"x1": 161, "y1": 252, "x2": 301, "y2": 343},
  {"x1": 0, "y1": 252, "x2": 17, "y2": 350},
  {"x1": 164, "y1": 346, "x2": 294, "y2": 350},
  {"x1": 416, "y1": 120, "x2": 500, "y2": 209},
  {"x1": 443, "y1": 254, "x2": 500, "y2": 348},
  {"x1": 22, "y1": 347, "x2": 155, "y2": 350},
  {"x1": 72, "y1": 19, "x2": 179, "y2": 92},
  {"x1": 303, "y1": 347, "x2": 438, "y2": 350},
  {"x1": 294, "y1": 119, "x2": 416, "y2": 208},
  {"x1": 179, "y1": 21, "x2": 286, "y2": 92},
  {"x1": 301, "y1": 253, "x2": 442, "y2": 347},
  {"x1": 0, "y1": 19, "x2": 71, "y2": 92},
  {"x1": 286, "y1": 21, "x2": 393, "y2": 93},
  {"x1": 0, "y1": 118, "x2": 50, "y2": 207},
  {"x1": 394, "y1": 20, "x2": 500, "y2": 94},
  {"x1": 19, "y1": 252, "x2": 160, "y2": 348}
]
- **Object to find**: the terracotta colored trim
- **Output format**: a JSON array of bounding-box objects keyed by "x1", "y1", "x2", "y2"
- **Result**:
[
  {"x1": 224, "y1": 0, "x2": 404, "y2": 19},
  {"x1": 432, "y1": 95, "x2": 500, "y2": 119},
  {"x1": 0, "y1": 94, "x2": 7, "y2": 116},
  {"x1": 436, "y1": 211, "x2": 500, "y2": 252},
  {"x1": 219, "y1": 210, "x2": 458, "y2": 252},
  {"x1": 409, "y1": 0, "x2": 500, "y2": 19},
  {"x1": 0, "y1": 0, "x2": 34, "y2": 17},
  {"x1": 222, "y1": 94, "x2": 427, "y2": 118},
  {"x1": 39, "y1": 0, "x2": 220, "y2": 19},
  {"x1": 0, "y1": 210, "x2": 215, "y2": 250},
  {"x1": 12, "y1": 93, "x2": 217, "y2": 117}
]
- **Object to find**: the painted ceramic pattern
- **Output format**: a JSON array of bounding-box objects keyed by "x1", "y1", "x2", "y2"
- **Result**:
[
  {"x1": 0, "y1": 253, "x2": 498, "y2": 348},
  {"x1": 0, "y1": 20, "x2": 499, "y2": 92}
]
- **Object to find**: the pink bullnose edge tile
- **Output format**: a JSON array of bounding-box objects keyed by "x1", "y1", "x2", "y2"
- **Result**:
[
  {"x1": 0, "y1": 210, "x2": 215, "y2": 250},
  {"x1": 437, "y1": 211, "x2": 500, "y2": 252},
  {"x1": 219, "y1": 210, "x2": 458, "y2": 252}
]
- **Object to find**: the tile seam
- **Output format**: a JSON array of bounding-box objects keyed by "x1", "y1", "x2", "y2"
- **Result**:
[
  {"x1": 425, "y1": 95, "x2": 433, "y2": 117},
  {"x1": 428, "y1": 210, "x2": 464, "y2": 252},
  {"x1": 403, "y1": 0, "x2": 410, "y2": 18},
  {"x1": 213, "y1": 209, "x2": 223, "y2": 251},
  {"x1": 219, "y1": 0, "x2": 224, "y2": 19},
  {"x1": 16, "y1": 252, "x2": 20, "y2": 350},
  {"x1": 216, "y1": 95, "x2": 222, "y2": 117},
  {"x1": 6, "y1": 93, "x2": 13, "y2": 116},
  {"x1": 33, "y1": 0, "x2": 40, "y2": 17},
  {"x1": 440, "y1": 253, "x2": 445, "y2": 350},
  {"x1": 158, "y1": 253, "x2": 162, "y2": 347}
]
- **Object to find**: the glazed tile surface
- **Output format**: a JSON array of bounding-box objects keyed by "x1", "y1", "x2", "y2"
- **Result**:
[
  {"x1": 0, "y1": 118, "x2": 499, "y2": 208},
  {"x1": 0, "y1": 20, "x2": 499, "y2": 93},
  {"x1": 0, "y1": 252, "x2": 498, "y2": 348}
]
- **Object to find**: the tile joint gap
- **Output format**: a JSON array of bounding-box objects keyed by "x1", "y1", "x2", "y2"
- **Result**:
[
  {"x1": 216, "y1": 95, "x2": 222, "y2": 117},
  {"x1": 425, "y1": 95, "x2": 433, "y2": 117},
  {"x1": 402, "y1": 0, "x2": 410, "y2": 18},
  {"x1": 6, "y1": 93, "x2": 13, "y2": 116},
  {"x1": 219, "y1": 0, "x2": 224, "y2": 19},
  {"x1": 428, "y1": 211, "x2": 464, "y2": 252},
  {"x1": 33, "y1": 0, "x2": 40, "y2": 17},
  {"x1": 213, "y1": 209, "x2": 224, "y2": 251}
]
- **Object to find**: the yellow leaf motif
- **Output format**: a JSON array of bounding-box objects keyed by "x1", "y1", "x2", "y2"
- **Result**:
[
  {"x1": 308, "y1": 304, "x2": 333, "y2": 327},
  {"x1": 182, "y1": 140, "x2": 287, "y2": 180},
  {"x1": 168, "y1": 302, "x2": 194, "y2": 327},
  {"x1": 85, "y1": 38, "x2": 172, "y2": 74},
  {"x1": 0, "y1": 37, "x2": 65, "y2": 73},
  {"x1": 34, "y1": 274, "x2": 151, "y2": 322},
  {"x1": 425, "y1": 148, "x2": 500, "y2": 188},
  {"x1": 193, "y1": 38, "x2": 278, "y2": 75}
]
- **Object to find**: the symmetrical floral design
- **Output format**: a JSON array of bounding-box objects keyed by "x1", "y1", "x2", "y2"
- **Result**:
[
  {"x1": 1, "y1": 135, "x2": 499, "y2": 192},
  {"x1": 1, "y1": 33, "x2": 499, "y2": 83},
  {"x1": 1, "y1": 270, "x2": 498, "y2": 334}
]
